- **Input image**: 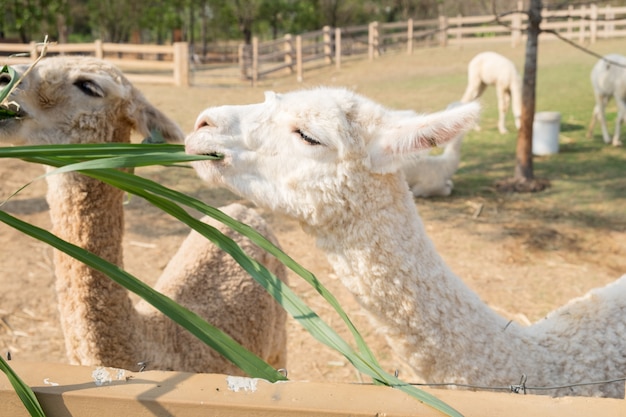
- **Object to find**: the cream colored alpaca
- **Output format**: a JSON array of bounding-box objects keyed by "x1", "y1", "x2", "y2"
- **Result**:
[
  {"x1": 461, "y1": 51, "x2": 521, "y2": 134},
  {"x1": 401, "y1": 103, "x2": 466, "y2": 197},
  {"x1": 401, "y1": 131, "x2": 464, "y2": 197},
  {"x1": 587, "y1": 53, "x2": 626, "y2": 146},
  {"x1": 0, "y1": 57, "x2": 287, "y2": 374},
  {"x1": 186, "y1": 87, "x2": 626, "y2": 398}
]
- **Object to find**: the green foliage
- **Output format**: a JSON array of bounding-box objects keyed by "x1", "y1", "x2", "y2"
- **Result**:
[{"x1": 0, "y1": 0, "x2": 526, "y2": 44}]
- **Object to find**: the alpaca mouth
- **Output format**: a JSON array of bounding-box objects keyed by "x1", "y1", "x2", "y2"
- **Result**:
[
  {"x1": 0, "y1": 101, "x2": 25, "y2": 121},
  {"x1": 203, "y1": 152, "x2": 224, "y2": 160}
]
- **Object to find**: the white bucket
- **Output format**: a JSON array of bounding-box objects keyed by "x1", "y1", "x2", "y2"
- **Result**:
[{"x1": 532, "y1": 112, "x2": 561, "y2": 155}]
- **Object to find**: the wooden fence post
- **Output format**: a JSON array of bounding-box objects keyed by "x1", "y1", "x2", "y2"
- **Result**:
[
  {"x1": 252, "y1": 37, "x2": 259, "y2": 86},
  {"x1": 296, "y1": 35, "x2": 303, "y2": 82},
  {"x1": 590, "y1": 4, "x2": 598, "y2": 43},
  {"x1": 368, "y1": 21, "x2": 379, "y2": 60},
  {"x1": 29, "y1": 41, "x2": 37, "y2": 59},
  {"x1": 456, "y1": 14, "x2": 462, "y2": 44},
  {"x1": 284, "y1": 34, "x2": 293, "y2": 74},
  {"x1": 173, "y1": 42, "x2": 189, "y2": 87},
  {"x1": 335, "y1": 28, "x2": 341, "y2": 70},
  {"x1": 238, "y1": 43, "x2": 247, "y2": 80},
  {"x1": 605, "y1": 5, "x2": 615, "y2": 38},
  {"x1": 407, "y1": 18, "x2": 413, "y2": 54},
  {"x1": 94, "y1": 39, "x2": 103, "y2": 59},
  {"x1": 438, "y1": 15, "x2": 448, "y2": 47},
  {"x1": 579, "y1": 5, "x2": 587, "y2": 43},
  {"x1": 323, "y1": 26, "x2": 332, "y2": 65}
]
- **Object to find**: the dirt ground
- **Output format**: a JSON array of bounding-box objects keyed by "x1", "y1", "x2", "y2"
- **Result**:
[{"x1": 1, "y1": 52, "x2": 625, "y2": 387}]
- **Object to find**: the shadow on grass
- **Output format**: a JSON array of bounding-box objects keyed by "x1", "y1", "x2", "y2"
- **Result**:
[
  {"x1": 443, "y1": 130, "x2": 626, "y2": 233},
  {"x1": 559, "y1": 122, "x2": 584, "y2": 133}
]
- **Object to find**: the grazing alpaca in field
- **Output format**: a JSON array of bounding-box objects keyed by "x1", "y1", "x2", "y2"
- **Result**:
[
  {"x1": 461, "y1": 51, "x2": 521, "y2": 134},
  {"x1": 0, "y1": 57, "x2": 287, "y2": 374},
  {"x1": 586, "y1": 53, "x2": 626, "y2": 146},
  {"x1": 401, "y1": 103, "x2": 466, "y2": 197},
  {"x1": 186, "y1": 87, "x2": 626, "y2": 398}
]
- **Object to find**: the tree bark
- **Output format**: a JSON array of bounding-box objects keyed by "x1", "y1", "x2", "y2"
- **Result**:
[{"x1": 515, "y1": 0, "x2": 542, "y2": 182}]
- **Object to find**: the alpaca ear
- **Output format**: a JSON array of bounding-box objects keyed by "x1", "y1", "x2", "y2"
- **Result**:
[
  {"x1": 128, "y1": 87, "x2": 185, "y2": 144},
  {"x1": 368, "y1": 102, "x2": 480, "y2": 173}
]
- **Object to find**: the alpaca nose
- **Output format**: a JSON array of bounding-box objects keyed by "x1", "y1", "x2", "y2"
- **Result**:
[{"x1": 194, "y1": 114, "x2": 217, "y2": 131}]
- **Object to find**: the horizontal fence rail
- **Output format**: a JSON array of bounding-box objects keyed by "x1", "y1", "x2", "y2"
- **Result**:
[
  {"x1": 1, "y1": 2, "x2": 625, "y2": 86},
  {"x1": 0, "y1": 40, "x2": 189, "y2": 86}
]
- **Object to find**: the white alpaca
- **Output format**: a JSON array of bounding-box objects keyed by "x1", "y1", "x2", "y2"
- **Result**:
[
  {"x1": 461, "y1": 51, "x2": 522, "y2": 134},
  {"x1": 186, "y1": 87, "x2": 626, "y2": 398},
  {"x1": 401, "y1": 103, "x2": 466, "y2": 198},
  {"x1": 401, "y1": 132, "x2": 464, "y2": 197},
  {"x1": 0, "y1": 57, "x2": 288, "y2": 374},
  {"x1": 587, "y1": 53, "x2": 626, "y2": 146}
]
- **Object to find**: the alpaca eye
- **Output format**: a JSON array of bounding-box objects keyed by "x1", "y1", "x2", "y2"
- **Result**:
[
  {"x1": 296, "y1": 129, "x2": 321, "y2": 146},
  {"x1": 74, "y1": 79, "x2": 104, "y2": 98}
]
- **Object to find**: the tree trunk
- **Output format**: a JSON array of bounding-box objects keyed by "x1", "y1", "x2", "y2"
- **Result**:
[
  {"x1": 496, "y1": 0, "x2": 549, "y2": 193},
  {"x1": 515, "y1": 0, "x2": 541, "y2": 181}
]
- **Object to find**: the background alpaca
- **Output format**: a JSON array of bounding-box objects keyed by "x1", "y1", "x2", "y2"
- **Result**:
[
  {"x1": 0, "y1": 57, "x2": 287, "y2": 374},
  {"x1": 586, "y1": 53, "x2": 626, "y2": 146},
  {"x1": 401, "y1": 131, "x2": 464, "y2": 197},
  {"x1": 185, "y1": 87, "x2": 626, "y2": 398},
  {"x1": 401, "y1": 103, "x2": 466, "y2": 197},
  {"x1": 461, "y1": 51, "x2": 521, "y2": 134}
]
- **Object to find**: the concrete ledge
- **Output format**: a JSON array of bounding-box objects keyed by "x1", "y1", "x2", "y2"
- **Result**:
[{"x1": 1, "y1": 361, "x2": 624, "y2": 417}]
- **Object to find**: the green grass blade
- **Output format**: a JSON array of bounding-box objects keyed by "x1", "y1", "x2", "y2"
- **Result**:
[
  {"x1": 0, "y1": 144, "x2": 216, "y2": 167},
  {"x1": 0, "y1": 143, "x2": 186, "y2": 158},
  {"x1": 0, "y1": 355, "x2": 46, "y2": 417},
  {"x1": 0, "y1": 209, "x2": 285, "y2": 383}
]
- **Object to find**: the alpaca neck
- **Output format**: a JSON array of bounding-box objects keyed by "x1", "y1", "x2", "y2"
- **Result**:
[
  {"x1": 46, "y1": 171, "x2": 141, "y2": 369},
  {"x1": 310, "y1": 173, "x2": 528, "y2": 383}
]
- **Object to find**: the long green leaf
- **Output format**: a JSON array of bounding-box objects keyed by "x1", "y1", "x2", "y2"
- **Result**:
[
  {"x1": 0, "y1": 143, "x2": 215, "y2": 162},
  {"x1": 0, "y1": 355, "x2": 46, "y2": 417}
]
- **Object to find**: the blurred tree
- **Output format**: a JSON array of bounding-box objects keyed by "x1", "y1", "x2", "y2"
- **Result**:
[
  {"x1": 87, "y1": 0, "x2": 136, "y2": 42},
  {"x1": 0, "y1": 0, "x2": 57, "y2": 42},
  {"x1": 139, "y1": 0, "x2": 185, "y2": 44},
  {"x1": 258, "y1": 0, "x2": 292, "y2": 39},
  {"x1": 231, "y1": 0, "x2": 262, "y2": 44}
]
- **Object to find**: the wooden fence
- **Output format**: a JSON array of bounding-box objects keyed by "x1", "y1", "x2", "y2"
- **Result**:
[
  {"x1": 1, "y1": 2, "x2": 625, "y2": 86},
  {"x1": 2, "y1": 361, "x2": 624, "y2": 417},
  {"x1": 0, "y1": 40, "x2": 189, "y2": 86},
  {"x1": 241, "y1": 2, "x2": 626, "y2": 85}
]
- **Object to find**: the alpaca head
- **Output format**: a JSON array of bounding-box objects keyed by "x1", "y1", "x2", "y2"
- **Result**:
[
  {"x1": 0, "y1": 56, "x2": 183, "y2": 145},
  {"x1": 186, "y1": 87, "x2": 479, "y2": 224}
]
